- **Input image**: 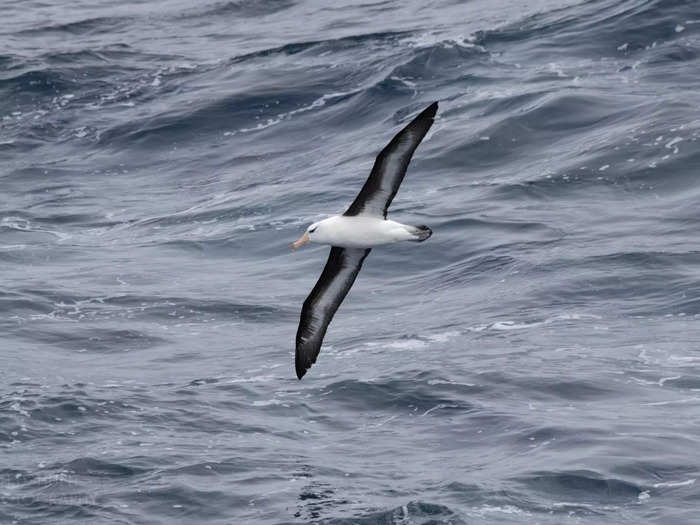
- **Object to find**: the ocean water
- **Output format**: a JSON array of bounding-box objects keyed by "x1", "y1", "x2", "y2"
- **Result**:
[{"x1": 2, "y1": 0, "x2": 700, "y2": 523}]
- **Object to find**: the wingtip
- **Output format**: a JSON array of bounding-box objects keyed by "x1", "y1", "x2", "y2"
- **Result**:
[
  {"x1": 417, "y1": 101, "x2": 438, "y2": 120},
  {"x1": 295, "y1": 349, "x2": 311, "y2": 379}
]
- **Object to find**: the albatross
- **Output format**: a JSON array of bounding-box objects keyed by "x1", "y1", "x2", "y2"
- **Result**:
[{"x1": 291, "y1": 101, "x2": 438, "y2": 379}]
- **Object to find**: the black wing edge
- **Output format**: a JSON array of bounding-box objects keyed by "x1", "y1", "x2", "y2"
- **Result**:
[
  {"x1": 295, "y1": 247, "x2": 371, "y2": 379},
  {"x1": 344, "y1": 101, "x2": 438, "y2": 218}
]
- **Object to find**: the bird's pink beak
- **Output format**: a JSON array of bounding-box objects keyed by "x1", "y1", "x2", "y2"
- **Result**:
[{"x1": 291, "y1": 232, "x2": 310, "y2": 251}]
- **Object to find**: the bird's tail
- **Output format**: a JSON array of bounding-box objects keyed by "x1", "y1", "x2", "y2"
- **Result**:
[{"x1": 407, "y1": 224, "x2": 432, "y2": 242}]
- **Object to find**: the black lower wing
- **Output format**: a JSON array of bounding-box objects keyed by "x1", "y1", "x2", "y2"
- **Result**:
[{"x1": 295, "y1": 247, "x2": 371, "y2": 379}]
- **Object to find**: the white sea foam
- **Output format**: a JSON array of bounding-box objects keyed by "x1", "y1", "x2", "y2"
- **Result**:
[
  {"x1": 658, "y1": 375, "x2": 681, "y2": 386},
  {"x1": 642, "y1": 397, "x2": 700, "y2": 406},
  {"x1": 665, "y1": 136, "x2": 683, "y2": 154},
  {"x1": 426, "y1": 330, "x2": 460, "y2": 343},
  {"x1": 468, "y1": 312, "x2": 600, "y2": 333},
  {"x1": 491, "y1": 320, "x2": 542, "y2": 330},
  {"x1": 237, "y1": 91, "x2": 355, "y2": 134},
  {"x1": 384, "y1": 339, "x2": 427, "y2": 350},
  {"x1": 252, "y1": 399, "x2": 285, "y2": 407},
  {"x1": 469, "y1": 504, "x2": 529, "y2": 516},
  {"x1": 228, "y1": 374, "x2": 277, "y2": 383},
  {"x1": 653, "y1": 478, "x2": 695, "y2": 488},
  {"x1": 420, "y1": 403, "x2": 459, "y2": 416}
]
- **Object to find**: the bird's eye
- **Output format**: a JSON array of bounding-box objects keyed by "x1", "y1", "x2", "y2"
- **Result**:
[{"x1": 309, "y1": 227, "x2": 317, "y2": 233}]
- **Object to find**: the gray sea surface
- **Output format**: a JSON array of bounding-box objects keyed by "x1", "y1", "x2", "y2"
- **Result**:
[{"x1": 2, "y1": 0, "x2": 700, "y2": 523}]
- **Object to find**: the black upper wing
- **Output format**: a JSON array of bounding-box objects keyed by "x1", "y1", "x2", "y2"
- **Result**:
[
  {"x1": 344, "y1": 101, "x2": 437, "y2": 218},
  {"x1": 295, "y1": 247, "x2": 371, "y2": 379}
]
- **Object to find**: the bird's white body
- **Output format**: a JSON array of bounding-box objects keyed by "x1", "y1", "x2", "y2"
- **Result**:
[{"x1": 308, "y1": 215, "x2": 425, "y2": 248}]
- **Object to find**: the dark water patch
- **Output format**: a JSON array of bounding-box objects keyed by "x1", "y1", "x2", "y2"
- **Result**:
[
  {"x1": 189, "y1": 0, "x2": 297, "y2": 19},
  {"x1": 27, "y1": 398, "x2": 93, "y2": 424},
  {"x1": 60, "y1": 457, "x2": 145, "y2": 478},
  {"x1": 188, "y1": 377, "x2": 220, "y2": 387},
  {"x1": 1, "y1": 287, "x2": 291, "y2": 325},
  {"x1": 103, "y1": 294, "x2": 289, "y2": 323},
  {"x1": 560, "y1": 0, "x2": 698, "y2": 57},
  {"x1": 0, "y1": 53, "x2": 21, "y2": 71},
  {"x1": 0, "y1": 294, "x2": 54, "y2": 317},
  {"x1": 359, "y1": 75, "x2": 419, "y2": 99},
  {"x1": 514, "y1": 470, "x2": 643, "y2": 504},
  {"x1": 121, "y1": 483, "x2": 247, "y2": 519},
  {"x1": 0, "y1": 210, "x2": 37, "y2": 224},
  {"x1": 230, "y1": 30, "x2": 409, "y2": 64},
  {"x1": 610, "y1": 459, "x2": 699, "y2": 485},
  {"x1": 1, "y1": 496, "x2": 102, "y2": 523},
  {"x1": 510, "y1": 425, "x2": 564, "y2": 447},
  {"x1": 442, "y1": 480, "x2": 487, "y2": 501},
  {"x1": 318, "y1": 378, "x2": 477, "y2": 414},
  {"x1": 478, "y1": 372, "x2": 613, "y2": 401},
  {"x1": 490, "y1": 172, "x2": 623, "y2": 202},
  {"x1": 418, "y1": 254, "x2": 519, "y2": 290},
  {"x1": 0, "y1": 468, "x2": 29, "y2": 481},
  {"x1": 97, "y1": 90, "x2": 330, "y2": 149},
  {"x1": 390, "y1": 39, "x2": 490, "y2": 80},
  {"x1": 293, "y1": 481, "x2": 348, "y2": 522},
  {"x1": 0, "y1": 69, "x2": 78, "y2": 94},
  {"x1": 124, "y1": 203, "x2": 257, "y2": 228},
  {"x1": 580, "y1": 250, "x2": 700, "y2": 271},
  {"x1": 41, "y1": 50, "x2": 113, "y2": 66},
  {"x1": 475, "y1": 0, "x2": 696, "y2": 59},
  {"x1": 58, "y1": 44, "x2": 181, "y2": 65},
  {"x1": 11, "y1": 288, "x2": 109, "y2": 309},
  {"x1": 438, "y1": 217, "x2": 555, "y2": 237},
  {"x1": 438, "y1": 93, "x2": 638, "y2": 179},
  {"x1": 183, "y1": 455, "x2": 301, "y2": 477},
  {"x1": 645, "y1": 41, "x2": 700, "y2": 66},
  {"x1": 320, "y1": 501, "x2": 466, "y2": 525},
  {"x1": 17, "y1": 327, "x2": 168, "y2": 352},
  {"x1": 660, "y1": 293, "x2": 700, "y2": 316},
  {"x1": 18, "y1": 16, "x2": 132, "y2": 36},
  {"x1": 472, "y1": 3, "x2": 586, "y2": 47},
  {"x1": 165, "y1": 461, "x2": 228, "y2": 477},
  {"x1": 32, "y1": 213, "x2": 101, "y2": 225},
  {"x1": 476, "y1": 89, "x2": 549, "y2": 118},
  {"x1": 3, "y1": 166, "x2": 88, "y2": 184},
  {"x1": 0, "y1": 388, "x2": 139, "y2": 431},
  {"x1": 23, "y1": 183, "x2": 82, "y2": 196},
  {"x1": 650, "y1": 375, "x2": 700, "y2": 389},
  {"x1": 532, "y1": 253, "x2": 698, "y2": 315},
  {"x1": 625, "y1": 149, "x2": 700, "y2": 192},
  {"x1": 511, "y1": 93, "x2": 632, "y2": 135}
]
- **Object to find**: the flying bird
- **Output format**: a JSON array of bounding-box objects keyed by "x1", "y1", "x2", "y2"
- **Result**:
[{"x1": 291, "y1": 101, "x2": 438, "y2": 379}]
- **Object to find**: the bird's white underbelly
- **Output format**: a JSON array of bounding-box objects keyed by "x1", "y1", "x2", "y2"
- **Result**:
[{"x1": 321, "y1": 216, "x2": 414, "y2": 248}]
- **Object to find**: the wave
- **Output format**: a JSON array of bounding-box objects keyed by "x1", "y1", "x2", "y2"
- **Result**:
[
  {"x1": 17, "y1": 16, "x2": 132, "y2": 36},
  {"x1": 183, "y1": 0, "x2": 297, "y2": 19},
  {"x1": 474, "y1": 0, "x2": 696, "y2": 56},
  {"x1": 1, "y1": 289, "x2": 289, "y2": 324},
  {"x1": 317, "y1": 376, "x2": 478, "y2": 413},
  {"x1": 515, "y1": 469, "x2": 643, "y2": 504},
  {"x1": 319, "y1": 501, "x2": 466, "y2": 524}
]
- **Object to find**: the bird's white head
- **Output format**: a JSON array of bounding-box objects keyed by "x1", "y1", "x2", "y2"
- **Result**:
[{"x1": 291, "y1": 218, "x2": 330, "y2": 250}]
